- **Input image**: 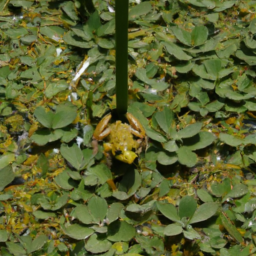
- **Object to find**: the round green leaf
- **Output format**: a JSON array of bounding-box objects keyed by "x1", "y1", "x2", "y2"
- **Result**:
[
  {"x1": 197, "y1": 189, "x2": 213, "y2": 203},
  {"x1": 178, "y1": 196, "x2": 197, "y2": 219},
  {"x1": 219, "y1": 133, "x2": 244, "y2": 147},
  {"x1": 107, "y1": 221, "x2": 136, "y2": 242},
  {"x1": 52, "y1": 104, "x2": 77, "y2": 129},
  {"x1": 189, "y1": 202, "x2": 219, "y2": 224},
  {"x1": 191, "y1": 26, "x2": 208, "y2": 46},
  {"x1": 156, "y1": 201, "x2": 180, "y2": 222},
  {"x1": 157, "y1": 151, "x2": 178, "y2": 165},
  {"x1": 164, "y1": 224, "x2": 183, "y2": 236},
  {"x1": 0, "y1": 165, "x2": 15, "y2": 191},
  {"x1": 88, "y1": 196, "x2": 108, "y2": 223},
  {"x1": 71, "y1": 205, "x2": 94, "y2": 224},
  {"x1": 85, "y1": 234, "x2": 112, "y2": 253},
  {"x1": 177, "y1": 147, "x2": 197, "y2": 167},
  {"x1": 129, "y1": 2, "x2": 152, "y2": 19},
  {"x1": 61, "y1": 223, "x2": 94, "y2": 240},
  {"x1": 177, "y1": 122, "x2": 202, "y2": 139}
]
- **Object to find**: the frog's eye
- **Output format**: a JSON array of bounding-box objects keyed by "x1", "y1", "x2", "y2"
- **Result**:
[{"x1": 115, "y1": 150, "x2": 122, "y2": 156}]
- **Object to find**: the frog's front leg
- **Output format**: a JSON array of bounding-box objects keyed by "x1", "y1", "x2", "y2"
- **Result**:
[
  {"x1": 93, "y1": 113, "x2": 112, "y2": 141},
  {"x1": 126, "y1": 113, "x2": 146, "y2": 138},
  {"x1": 92, "y1": 114, "x2": 112, "y2": 156}
]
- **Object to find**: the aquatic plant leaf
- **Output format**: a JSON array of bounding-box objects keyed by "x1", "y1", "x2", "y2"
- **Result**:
[
  {"x1": 27, "y1": 234, "x2": 48, "y2": 253},
  {"x1": 112, "y1": 169, "x2": 141, "y2": 200},
  {"x1": 222, "y1": 184, "x2": 248, "y2": 202},
  {"x1": 179, "y1": 196, "x2": 197, "y2": 219},
  {"x1": 87, "y1": 164, "x2": 113, "y2": 184},
  {"x1": 107, "y1": 203, "x2": 124, "y2": 224},
  {"x1": 162, "y1": 42, "x2": 192, "y2": 61},
  {"x1": 157, "y1": 151, "x2": 178, "y2": 165},
  {"x1": 189, "y1": 202, "x2": 219, "y2": 224},
  {"x1": 107, "y1": 221, "x2": 136, "y2": 242},
  {"x1": 0, "y1": 230, "x2": 9, "y2": 242},
  {"x1": 6, "y1": 242, "x2": 26, "y2": 255},
  {"x1": 0, "y1": 153, "x2": 15, "y2": 174},
  {"x1": 191, "y1": 26, "x2": 208, "y2": 46},
  {"x1": 54, "y1": 169, "x2": 77, "y2": 190},
  {"x1": 163, "y1": 140, "x2": 179, "y2": 152},
  {"x1": 85, "y1": 234, "x2": 112, "y2": 253},
  {"x1": 34, "y1": 104, "x2": 77, "y2": 129},
  {"x1": 155, "y1": 106, "x2": 174, "y2": 135},
  {"x1": 211, "y1": 179, "x2": 231, "y2": 197},
  {"x1": 164, "y1": 223, "x2": 183, "y2": 236},
  {"x1": 31, "y1": 129, "x2": 63, "y2": 146},
  {"x1": 197, "y1": 189, "x2": 213, "y2": 203},
  {"x1": 129, "y1": 2, "x2": 152, "y2": 19},
  {"x1": 171, "y1": 26, "x2": 191, "y2": 46},
  {"x1": 71, "y1": 205, "x2": 94, "y2": 224},
  {"x1": 220, "y1": 212, "x2": 243, "y2": 243},
  {"x1": 156, "y1": 201, "x2": 180, "y2": 222},
  {"x1": 177, "y1": 122, "x2": 202, "y2": 139},
  {"x1": 60, "y1": 144, "x2": 94, "y2": 171},
  {"x1": 88, "y1": 196, "x2": 108, "y2": 223},
  {"x1": 219, "y1": 133, "x2": 244, "y2": 147},
  {"x1": 182, "y1": 132, "x2": 216, "y2": 151},
  {"x1": 33, "y1": 211, "x2": 57, "y2": 220},
  {"x1": 61, "y1": 223, "x2": 94, "y2": 240},
  {"x1": 177, "y1": 147, "x2": 197, "y2": 167},
  {"x1": 183, "y1": 228, "x2": 201, "y2": 240},
  {"x1": 0, "y1": 165, "x2": 15, "y2": 191}
]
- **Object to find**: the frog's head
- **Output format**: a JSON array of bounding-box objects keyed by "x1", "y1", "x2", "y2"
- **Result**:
[
  {"x1": 114, "y1": 150, "x2": 138, "y2": 164},
  {"x1": 103, "y1": 142, "x2": 138, "y2": 164}
]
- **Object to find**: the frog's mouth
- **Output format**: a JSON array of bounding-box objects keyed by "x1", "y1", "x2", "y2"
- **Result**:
[{"x1": 114, "y1": 150, "x2": 138, "y2": 164}]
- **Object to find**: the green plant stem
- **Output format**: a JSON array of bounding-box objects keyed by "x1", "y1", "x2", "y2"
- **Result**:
[{"x1": 115, "y1": 0, "x2": 129, "y2": 115}]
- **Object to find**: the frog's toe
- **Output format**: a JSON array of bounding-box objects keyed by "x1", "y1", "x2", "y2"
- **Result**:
[{"x1": 115, "y1": 150, "x2": 137, "y2": 164}]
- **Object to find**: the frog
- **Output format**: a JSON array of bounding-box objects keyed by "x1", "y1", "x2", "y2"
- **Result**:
[{"x1": 93, "y1": 112, "x2": 146, "y2": 164}]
